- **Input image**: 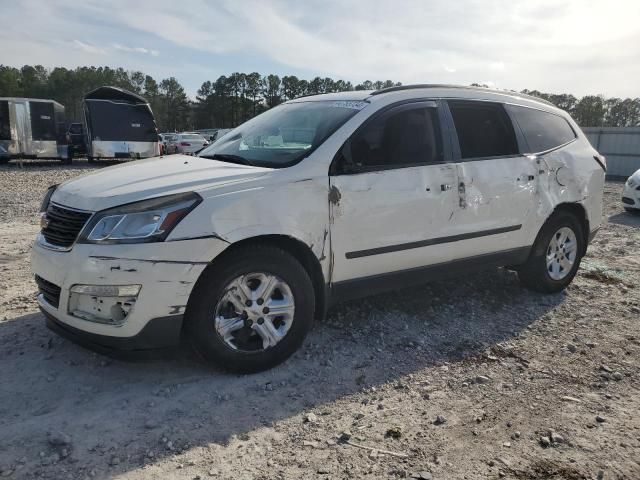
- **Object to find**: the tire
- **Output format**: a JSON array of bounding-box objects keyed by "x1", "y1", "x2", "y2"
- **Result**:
[
  {"x1": 185, "y1": 245, "x2": 315, "y2": 373},
  {"x1": 61, "y1": 146, "x2": 73, "y2": 165},
  {"x1": 517, "y1": 211, "x2": 585, "y2": 293}
]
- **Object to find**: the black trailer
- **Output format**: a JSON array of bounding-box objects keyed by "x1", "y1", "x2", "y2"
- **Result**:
[{"x1": 84, "y1": 87, "x2": 160, "y2": 161}]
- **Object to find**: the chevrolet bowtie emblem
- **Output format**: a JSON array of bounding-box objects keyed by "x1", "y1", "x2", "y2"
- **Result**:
[{"x1": 40, "y1": 214, "x2": 50, "y2": 230}]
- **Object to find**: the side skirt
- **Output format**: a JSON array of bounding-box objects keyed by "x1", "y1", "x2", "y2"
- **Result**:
[{"x1": 329, "y1": 246, "x2": 531, "y2": 305}]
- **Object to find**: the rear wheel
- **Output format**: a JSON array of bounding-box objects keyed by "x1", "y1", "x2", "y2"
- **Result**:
[
  {"x1": 185, "y1": 245, "x2": 315, "y2": 373},
  {"x1": 518, "y1": 211, "x2": 584, "y2": 293}
]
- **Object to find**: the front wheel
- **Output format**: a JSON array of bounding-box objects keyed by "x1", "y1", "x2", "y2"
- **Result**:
[
  {"x1": 518, "y1": 211, "x2": 584, "y2": 293},
  {"x1": 185, "y1": 245, "x2": 315, "y2": 373}
]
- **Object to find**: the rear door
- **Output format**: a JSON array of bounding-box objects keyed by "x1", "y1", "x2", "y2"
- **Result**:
[
  {"x1": 444, "y1": 100, "x2": 538, "y2": 257},
  {"x1": 329, "y1": 101, "x2": 461, "y2": 283}
]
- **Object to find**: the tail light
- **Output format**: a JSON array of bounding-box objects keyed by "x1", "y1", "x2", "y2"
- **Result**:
[
  {"x1": 593, "y1": 153, "x2": 606, "y2": 172},
  {"x1": 180, "y1": 142, "x2": 191, "y2": 146}
]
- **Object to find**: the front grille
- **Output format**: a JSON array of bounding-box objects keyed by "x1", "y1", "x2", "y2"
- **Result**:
[
  {"x1": 41, "y1": 203, "x2": 92, "y2": 248},
  {"x1": 35, "y1": 275, "x2": 61, "y2": 308}
]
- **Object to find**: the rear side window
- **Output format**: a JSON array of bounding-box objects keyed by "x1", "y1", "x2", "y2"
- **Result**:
[
  {"x1": 0, "y1": 101, "x2": 10, "y2": 141},
  {"x1": 509, "y1": 105, "x2": 576, "y2": 153},
  {"x1": 448, "y1": 101, "x2": 518, "y2": 159},
  {"x1": 350, "y1": 106, "x2": 444, "y2": 168}
]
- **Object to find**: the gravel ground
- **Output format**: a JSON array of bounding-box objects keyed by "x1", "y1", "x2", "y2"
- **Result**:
[{"x1": 0, "y1": 160, "x2": 639, "y2": 480}]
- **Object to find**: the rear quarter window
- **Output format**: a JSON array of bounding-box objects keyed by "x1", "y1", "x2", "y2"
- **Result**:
[{"x1": 508, "y1": 105, "x2": 576, "y2": 153}]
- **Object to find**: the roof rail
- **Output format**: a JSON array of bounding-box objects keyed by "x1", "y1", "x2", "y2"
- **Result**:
[{"x1": 370, "y1": 84, "x2": 557, "y2": 107}]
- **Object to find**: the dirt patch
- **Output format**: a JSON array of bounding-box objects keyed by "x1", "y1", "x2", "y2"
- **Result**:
[{"x1": 0, "y1": 163, "x2": 638, "y2": 479}]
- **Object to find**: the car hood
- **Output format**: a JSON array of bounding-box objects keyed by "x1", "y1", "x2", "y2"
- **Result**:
[{"x1": 52, "y1": 155, "x2": 272, "y2": 212}]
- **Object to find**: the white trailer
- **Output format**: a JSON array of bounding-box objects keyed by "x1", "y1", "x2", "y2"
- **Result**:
[{"x1": 0, "y1": 97, "x2": 71, "y2": 163}]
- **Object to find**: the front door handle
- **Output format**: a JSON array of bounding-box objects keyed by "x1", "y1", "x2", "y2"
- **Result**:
[{"x1": 441, "y1": 184, "x2": 451, "y2": 191}]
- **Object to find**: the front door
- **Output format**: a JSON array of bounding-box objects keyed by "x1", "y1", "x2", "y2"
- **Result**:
[{"x1": 329, "y1": 101, "x2": 461, "y2": 284}]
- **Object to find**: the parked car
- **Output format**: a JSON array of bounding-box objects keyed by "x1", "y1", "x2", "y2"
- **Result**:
[
  {"x1": 32, "y1": 85, "x2": 605, "y2": 373},
  {"x1": 622, "y1": 169, "x2": 640, "y2": 212},
  {"x1": 211, "y1": 128, "x2": 232, "y2": 142},
  {"x1": 158, "y1": 133, "x2": 178, "y2": 154},
  {"x1": 173, "y1": 133, "x2": 209, "y2": 154},
  {"x1": 66, "y1": 122, "x2": 86, "y2": 157}
]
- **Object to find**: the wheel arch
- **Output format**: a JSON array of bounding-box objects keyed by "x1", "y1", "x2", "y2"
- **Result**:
[{"x1": 193, "y1": 234, "x2": 327, "y2": 321}]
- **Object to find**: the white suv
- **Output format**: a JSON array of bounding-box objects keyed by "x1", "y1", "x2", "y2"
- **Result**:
[{"x1": 32, "y1": 85, "x2": 606, "y2": 372}]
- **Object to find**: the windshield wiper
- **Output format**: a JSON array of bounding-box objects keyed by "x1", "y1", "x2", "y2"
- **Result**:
[{"x1": 200, "y1": 153, "x2": 255, "y2": 166}]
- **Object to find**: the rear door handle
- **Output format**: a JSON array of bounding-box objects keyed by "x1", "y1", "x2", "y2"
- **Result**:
[{"x1": 440, "y1": 184, "x2": 451, "y2": 191}]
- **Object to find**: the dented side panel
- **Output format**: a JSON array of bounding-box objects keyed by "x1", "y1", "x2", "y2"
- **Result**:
[
  {"x1": 181, "y1": 176, "x2": 332, "y2": 279},
  {"x1": 328, "y1": 164, "x2": 460, "y2": 282},
  {"x1": 451, "y1": 154, "x2": 539, "y2": 257}
]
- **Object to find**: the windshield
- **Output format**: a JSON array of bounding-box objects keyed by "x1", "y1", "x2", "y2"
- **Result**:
[{"x1": 198, "y1": 100, "x2": 367, "y2": 168}]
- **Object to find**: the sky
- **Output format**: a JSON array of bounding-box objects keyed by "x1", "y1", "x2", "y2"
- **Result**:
[{"x1": 1, "y1": 0, "x2": 639, "y2": 99}]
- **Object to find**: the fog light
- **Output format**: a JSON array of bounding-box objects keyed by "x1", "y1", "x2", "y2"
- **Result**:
[{"x1": 68, "y1": 284, "x2": 141, "y2": 325}]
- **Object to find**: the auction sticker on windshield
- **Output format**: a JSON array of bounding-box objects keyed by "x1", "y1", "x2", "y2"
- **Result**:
[{"x1": 329, "y1": 101, "x2": 368, "y2": 110}]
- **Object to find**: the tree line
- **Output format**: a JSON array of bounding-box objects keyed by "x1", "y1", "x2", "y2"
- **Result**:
[{"x1": 1, "y1": 65, "x2": 639, "y2": 132}]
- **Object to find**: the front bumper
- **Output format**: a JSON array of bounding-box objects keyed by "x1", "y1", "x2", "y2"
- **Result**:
[
  {"x1": 31, "y1": 236, "x2": 228, "y2": 342},
  {"x1": 622, "y1": 181, "x2": 640, "y2": 209},
  {"x1": 43, "y1": 308, "x2": 183, "y2": 351}
]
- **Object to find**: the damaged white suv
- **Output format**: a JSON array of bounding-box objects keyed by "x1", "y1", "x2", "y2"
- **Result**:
[{"x1": 32, "y1": 85, "x2": 606, "y2": 372}]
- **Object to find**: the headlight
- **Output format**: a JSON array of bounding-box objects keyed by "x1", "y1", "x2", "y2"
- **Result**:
[
  {"x1": 40, "y1": 184, "x2": 58, "y2": 213},
  {"x1": 78, "y1": 192, "x2": 201, "y2": 244}
]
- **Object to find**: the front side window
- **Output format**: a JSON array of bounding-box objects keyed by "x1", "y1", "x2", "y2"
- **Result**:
[
  {"x1": 448, "y1": 101, "x2": 519, "y2": 159},
  {"x1": 198, "y1": 101, "x2": 365, "y2": 168},
  {"x1": 348, "y1": 106, "x2": 444, "y2": 169},
  {"x1": 508, "y1": 105, "x2": 576, "y2": 153}
]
